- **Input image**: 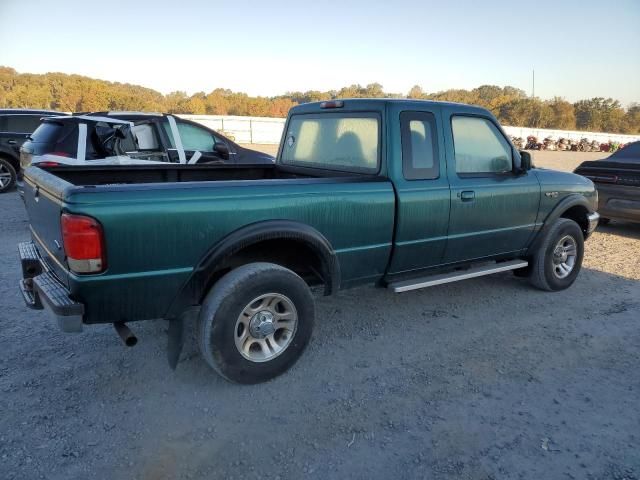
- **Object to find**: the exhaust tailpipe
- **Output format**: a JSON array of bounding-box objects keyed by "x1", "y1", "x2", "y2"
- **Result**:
[{"x1": 114, "y1": 322, "x2": 137, "y2": 347}]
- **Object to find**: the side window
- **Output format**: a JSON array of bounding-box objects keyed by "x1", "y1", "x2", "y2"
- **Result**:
[
  {"x1": 177, "y1": 121, "x2": 216, "y2": 151},
  {"x1": 452, "y1": 116, "x2": 512, "y2": 175},
  {"x1": 400, "y1": 111, "x2": 439, "y2": 180},
  {"x1": 132, "y1": 124, "x2": 160, "y2": 150},
  {"x1": 6, "y1": 115, "x2": 43, "y2": 133}
]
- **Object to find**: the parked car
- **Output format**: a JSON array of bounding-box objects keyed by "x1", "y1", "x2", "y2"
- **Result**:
[
  {"x1": 574, "y1": 141, "x2": 640, "y2": 224},
  {"x1": 82, "y1": 112, "x2": 275, "y2": 165},
  {"x1": 19, "y1": 113, "x2": 274, "y2": 180},
  {"x1": 17, "y1": 115, "x2": 170, "y2": 195},
  {"x1": 0, "y1": 109, "x2": 67, "y2": 192},
  {"x1": 19, "y1": 99, "x2": 599, "y2": 384}
]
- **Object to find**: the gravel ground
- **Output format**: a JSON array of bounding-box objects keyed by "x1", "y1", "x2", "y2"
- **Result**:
[{"x1": 1, "y1": 152, "x2": 639, "y2": 480}]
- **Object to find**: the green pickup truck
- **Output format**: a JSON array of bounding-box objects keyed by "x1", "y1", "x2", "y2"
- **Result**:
[{"x1": 19, "y1": 99, "x2": 599, "y2": 383}]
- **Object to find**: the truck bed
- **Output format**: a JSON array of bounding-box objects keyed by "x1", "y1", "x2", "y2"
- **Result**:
[
  {"x1": 44, "y1": 163, "x2": 359, "y2": 187},
  {"x1": 22, "y1": 164, "x2": 396, "y2": 324}
]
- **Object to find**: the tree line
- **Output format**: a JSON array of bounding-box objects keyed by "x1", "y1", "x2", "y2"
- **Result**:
[{"x1": 1, "y1": 66, "x2": 638, "y2": 134}]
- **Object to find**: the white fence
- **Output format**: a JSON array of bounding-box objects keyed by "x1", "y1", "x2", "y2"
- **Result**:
[
  {"x1": 178, "y1": 115, "x2": 286, "y2": 144},
  {"x1": 180, "y1": 114, "x2": 640, "y2": 146}
]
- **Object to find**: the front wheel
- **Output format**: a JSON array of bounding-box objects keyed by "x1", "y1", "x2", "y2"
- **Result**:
[
  {"x1": 198, "y1": 262, "x2": 314, "y2": 384},
  {"x1": 529, "y1": 218, "x2": 584, "y2": 291},
  {"x1": 0, "y1": 158, "x2": 17, "y2": 193}
]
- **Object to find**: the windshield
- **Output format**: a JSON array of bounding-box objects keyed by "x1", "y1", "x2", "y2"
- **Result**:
[{"x1": 281, "y1": 113, "x2": 380, "y2": 173}]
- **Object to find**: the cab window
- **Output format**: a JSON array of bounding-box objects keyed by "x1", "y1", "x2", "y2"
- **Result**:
[
  {"x1": 281, "y1": 113, "x2": 380, "y2": 173},
  {"x1": 400, "y1": 111, "x2": 439, "y2": 180},
  {"x1": 452, "y1": 116, "x2": 512, "y2": 175}
]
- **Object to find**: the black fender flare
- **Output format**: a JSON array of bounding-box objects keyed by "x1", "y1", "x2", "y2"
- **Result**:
[
  {"x1": 165, "y1": 220, "x2": 340, "y2": 319},
  {"x1": 527, "y1": 194, "x2": 594, "y2": 255}
]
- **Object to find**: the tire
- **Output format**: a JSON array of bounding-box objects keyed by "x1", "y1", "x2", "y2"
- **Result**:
[
  {"x1": 0, "y1": 157, "x2": 17, "y2": 193},
  {"x1": 198, "y1": 262, "x2": 314, "y2": 384},
  {"x1": 529, "y1": 218, "x2": 584, "y2": 291}
]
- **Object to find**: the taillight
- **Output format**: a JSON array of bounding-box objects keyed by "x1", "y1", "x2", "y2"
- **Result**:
[
  {"x1": 35, "y1": 161, "x2": 61, "y2": 167},
  {"x1": 61, "y1": 214, "x2": 106, "y2": 273},
  {"x1": 320, "y1": 100, "x2": 344, "y2": 109}
]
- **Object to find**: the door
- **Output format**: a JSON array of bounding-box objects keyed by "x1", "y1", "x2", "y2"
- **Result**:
[
  {"x1": 0, "y1": 114, "x2": 42, "y2": 157},
  {"x1": 443, "y1": 112, "x2": 540, "y2": 264},
  {"x1": 388, "y1": 108, "x2": 451, "y2": 274}
]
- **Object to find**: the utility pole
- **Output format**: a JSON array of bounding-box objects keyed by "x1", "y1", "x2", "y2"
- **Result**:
[{"x1": 532, "y1": 69, "x2": 535, "y2": 98}]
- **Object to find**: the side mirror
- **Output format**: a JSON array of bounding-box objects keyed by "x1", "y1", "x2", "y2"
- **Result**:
[
  {"x1": 214, "y1": 142, "x2": 230, "y2": 160},
  {"x1": 519, "y1": 151, "x2": 532, "y2": 172}
]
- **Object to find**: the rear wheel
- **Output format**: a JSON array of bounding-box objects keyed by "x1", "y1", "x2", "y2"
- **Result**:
[
  {"x1": 529, "y1": 218, "x2": 584, "y2": 291},
  {"x1": 0, "y1": 158, "x2": 17, "y2": 193},
  {"x1": 198, "y1": 262, "x2": 314, "y2": 384}
]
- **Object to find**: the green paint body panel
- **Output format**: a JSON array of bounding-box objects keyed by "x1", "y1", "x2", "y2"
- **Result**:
[{"x1": 22, "y1": 99, "x2": 598, "y2": 325}]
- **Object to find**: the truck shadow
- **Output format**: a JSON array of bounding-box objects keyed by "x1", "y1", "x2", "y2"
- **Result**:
[
  {"x1": 597, "y1": 220, "x2": 640, "y2": 240},
  {"x1": 3, "y1": 259, "x2": 639, "y2": 479}
]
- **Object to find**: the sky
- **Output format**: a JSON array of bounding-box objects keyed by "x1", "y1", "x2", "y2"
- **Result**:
[{"x1": 1, "y1": 0, "x2": 639, "y2": 105}]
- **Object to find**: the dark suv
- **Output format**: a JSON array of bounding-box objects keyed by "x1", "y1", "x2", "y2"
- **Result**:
[{"x1": 0, "y1": 109, "x2": 67, "y2": 192}]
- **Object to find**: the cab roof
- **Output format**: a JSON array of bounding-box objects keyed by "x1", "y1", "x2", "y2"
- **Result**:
[{"x1": 289, "y1": 98, "x2": 489, "y2": 115}]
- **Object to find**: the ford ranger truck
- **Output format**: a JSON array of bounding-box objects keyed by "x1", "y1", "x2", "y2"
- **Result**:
[{"x1": 18, "y1": 99, "x2": 599, "y2": 384}]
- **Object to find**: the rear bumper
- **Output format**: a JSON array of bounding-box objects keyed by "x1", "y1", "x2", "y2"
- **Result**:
[
  {"x1": 18, "y1": 241, "x2": 84, "y2": 333},
  {"x1": 596, "y1": 184, "x2": 640, "y2": 223}
]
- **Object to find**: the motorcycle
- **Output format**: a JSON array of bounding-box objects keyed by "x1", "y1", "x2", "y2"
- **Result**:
[
  {"x1": 557, "y1": 138, "x2": 571, "y2": 151},
  {"x1": 542, "y1": 137, "x2": 558, "y2": 151},
  {"x1": 511, "y1": 136, "x2": 524, "y2": 150},
  {"x1": 525, "y1": 135, "x2": 541, "y2": 150},
  {"x1": 578, "y1": 138, "x2": 592, "y2": 152}
]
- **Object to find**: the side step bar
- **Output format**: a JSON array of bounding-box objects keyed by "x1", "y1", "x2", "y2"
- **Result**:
[{"x1": 388, "y1": 260, "x2": 528, "y2": 293}]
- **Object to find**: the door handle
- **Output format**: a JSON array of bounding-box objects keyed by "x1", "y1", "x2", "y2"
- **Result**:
[
  {"x1": 7, "y1": 140, "x2": 17, "y2": 145},
  {"x1": 459, "y1": 190, "x2": 475, "y2": 201}
]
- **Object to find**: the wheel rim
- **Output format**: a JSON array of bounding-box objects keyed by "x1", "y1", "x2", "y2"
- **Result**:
[
  {"x1": 552, "y1": 235, "x2": 577, "y2": 279},
  {"x1": 234, "y1": 293, "x2": 298, "y2": 363},
  {"x1": 0, "y1": 164, "x2": 11, "y2": 188}
]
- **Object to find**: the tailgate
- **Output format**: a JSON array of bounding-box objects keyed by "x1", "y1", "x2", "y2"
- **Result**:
[{"x1": 23, "y1": 169, "x2": 70, "y2": 286}]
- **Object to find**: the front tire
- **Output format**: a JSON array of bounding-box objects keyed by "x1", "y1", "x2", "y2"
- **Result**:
[
  {"x1": 529, "y1": 218, "x2": 584, "y2": 291},
  {"x1": 198, "y1": 262, "x2": 314, "y2": 384},
  {"x1": 0, "y1": 158, "x2": 17, "y2": 193}
]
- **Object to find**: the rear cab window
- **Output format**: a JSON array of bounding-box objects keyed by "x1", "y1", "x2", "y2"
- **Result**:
[{"x1": 281, "y1": 113, "x2": 380, "y2": 174}]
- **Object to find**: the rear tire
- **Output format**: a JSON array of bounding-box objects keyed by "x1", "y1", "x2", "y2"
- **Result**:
[
  {"x1": 198, "y1": 262, "x2": 314, "y2": 384},
  {"x1": 0, "y1": 158, "x2": 17, "y2": 193},
  {"x1": 529, "y1": 218, "x2": 584, "y2": 291}
]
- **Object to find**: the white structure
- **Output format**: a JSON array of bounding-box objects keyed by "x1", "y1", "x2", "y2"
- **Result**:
[
  {"x1": 180, "y1": 114, "x2": 640, "y2": 146},
  {"x1": 179, "y1": 115, "x2": 286, "y2": 144},
  {"x1": 502, "y1": 126, "x2": 640, "y2": 145}
]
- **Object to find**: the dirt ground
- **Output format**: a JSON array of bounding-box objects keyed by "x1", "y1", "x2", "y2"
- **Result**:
[{"x1": 1, "y1": 151, "x2": 639, "y2": 480}]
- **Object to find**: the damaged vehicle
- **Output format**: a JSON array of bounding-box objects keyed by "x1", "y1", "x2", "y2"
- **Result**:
[{"x1": 18, "y1": 99, "x2": 599, "y2": 384}]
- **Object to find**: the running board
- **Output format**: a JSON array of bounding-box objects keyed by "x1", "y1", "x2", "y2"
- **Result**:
[{"x1": 388, "y1": 260, "x2": 529, "y2": 293}]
